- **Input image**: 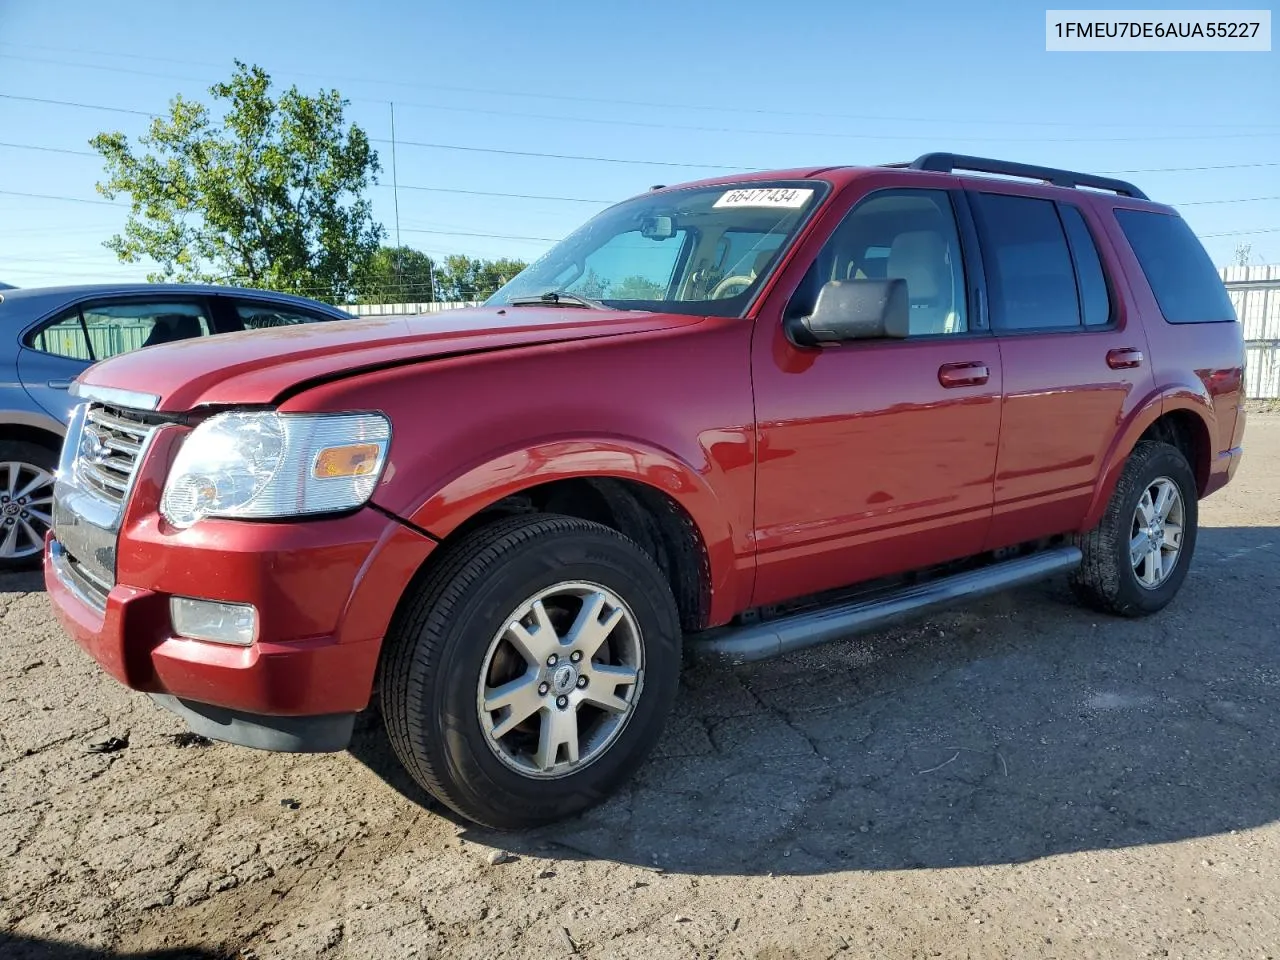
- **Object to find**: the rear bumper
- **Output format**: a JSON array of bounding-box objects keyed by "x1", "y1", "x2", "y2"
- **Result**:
[{"x1": 45, "y1": 508, "x2": 436, "y2": 751}]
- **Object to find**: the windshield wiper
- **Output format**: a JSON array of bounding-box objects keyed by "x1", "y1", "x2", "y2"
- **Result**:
[{"x1": 507, "y1": 290, "x2": 607, "y2": 310}]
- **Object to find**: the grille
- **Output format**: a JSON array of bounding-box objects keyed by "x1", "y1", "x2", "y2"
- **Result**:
[
  {"x1": 51, "y1": 543, "x2": 110, "y2": 612},
  {"x1": 76, "y1": 405, "x2": 158, "y2": 505}
]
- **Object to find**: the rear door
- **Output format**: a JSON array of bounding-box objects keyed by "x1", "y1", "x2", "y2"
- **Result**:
[
  {"x1": 966, "y1": 186, "x2": 1156, "y2": 547},
  {"x1": 18, "y1": 295, "x2": 217, "y2": 422}
]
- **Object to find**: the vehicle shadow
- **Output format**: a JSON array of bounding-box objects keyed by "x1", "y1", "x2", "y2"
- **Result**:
[
  {"x1": 0, "y1": 569, "x2": 45, "y2": 593},
  {"x1": 0, "y1": 935, "x2": 225, "y2": 960},
  {"x1": 350, "y1": 524, "x2": 1280, "y2": 875}
]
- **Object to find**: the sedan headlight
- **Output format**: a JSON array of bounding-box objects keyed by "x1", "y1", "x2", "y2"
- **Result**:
[{"x1": 160, "y1": 411, "x2": 391, "y2": 528}]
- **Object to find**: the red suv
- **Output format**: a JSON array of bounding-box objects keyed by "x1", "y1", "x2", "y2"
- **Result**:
[{"x1": 46, "y1": 154, "x2": 1245, "y2": 828}]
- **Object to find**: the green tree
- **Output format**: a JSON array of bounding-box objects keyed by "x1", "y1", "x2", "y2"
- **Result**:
[
  {"x1": 433, "y1": 255, "x2": 528, "y2": 301},
  {"x1": 574, "y1": 268, "x2": 611, "y2": 299},
  {"x1": 610, "y1": 275, "x2": 666, "y2": 299},
  {"x1": 358, "y1": 245, "x2": 436, "y2": 303},
  {"x1": 91, "y1": 61, "x2": 383, "y2": 301}
]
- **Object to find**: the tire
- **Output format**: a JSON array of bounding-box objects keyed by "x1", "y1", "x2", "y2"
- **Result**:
[
  {"x1": 1071, "y1": 440, "x2": 1199, "y2": 617},
  {"x1": 380, "y1": 514, "x2": 682, "y2": 829},
  {"x1": 0, "y1": 440, "x2": 58, "y2": 573}
]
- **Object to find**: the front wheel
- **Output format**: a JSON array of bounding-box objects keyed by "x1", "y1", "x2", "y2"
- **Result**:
[
  {"x1": 1071, "y1": 440, "x2": 1199, "y2": 616},
  {"x1": 380, "y1": 514, "x2": 682, "y2": 829}
]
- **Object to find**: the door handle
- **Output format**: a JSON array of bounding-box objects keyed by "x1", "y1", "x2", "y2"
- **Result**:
[
  {"x1": 938, "y1": 362, "x2": 990, "y2": 388},
  {"x1": 47, "y1": 379, "x2": 74, "y2": 390},
  {"x1": 1106, "y1": 348, "x2": 1144, "y2": 370}
]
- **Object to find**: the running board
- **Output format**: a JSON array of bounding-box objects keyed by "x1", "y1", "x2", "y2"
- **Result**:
[{"x1": 687, "y1": 545, "x2": 1082, "y2": 665}]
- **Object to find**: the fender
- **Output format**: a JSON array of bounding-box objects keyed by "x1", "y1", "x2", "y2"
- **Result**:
[
  {"x1": 399, "y1": 436, "x2": 748, "y2": 627},
  {"x1": 1080, "y1": 382, "x2": 1215, "y2": 531}
]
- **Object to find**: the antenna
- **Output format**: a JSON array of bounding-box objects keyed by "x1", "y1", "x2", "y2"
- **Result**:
[{"x1": 390, "y1": 101, "x2": 403, "y2": 295}]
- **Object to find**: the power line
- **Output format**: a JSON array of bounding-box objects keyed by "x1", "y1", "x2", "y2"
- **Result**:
[
  {"x1": 373, "y1": 99, "x2": 1280, "y2": 144},
  {"x1": 0, "y1": 189, "x2": 123, "y2": 207},
  {"x1": 1102, "y1": 161, "x2": 1280, "y2": 174},
  {"x1": 0, "y1": 91, "x2": 158, "y2": 117},
  {"x1": 1203, "y1": 227, "x2": 1280, "y2": 238},
  {"x1": 6, "y1": 57, "x2": 1280, "y2": 144},
  {"x1": 0, "y1": 93, "x2": 756, "y2": 170},
  {"x1": 3, "y1": 177, "x2": 1277, "y2": 225},
  {"x1": 399, "y1": 226, "x2": 558, "y2": 243},
  {"x1": 369, "y1": 136, "x2": 755, "y2": 170},
  {"x1": 6, "y1": 92, "x2": 1280, "y2": 176},
  {"x1": 3, "y1": 137, "x2": 1272, "y2": 208},
  {"x1": 0, "y1": 141, "x2": 97, "y2": 157},
  {"x1": 3, "y1": 45, "x2": 1278, "y2": 132},
  {"x1": 387, "y1": 184, "x2": 612, "y2": 204},
  {"x1": 1177, "y1": 196, "x2": 1280, "y2": 207}
]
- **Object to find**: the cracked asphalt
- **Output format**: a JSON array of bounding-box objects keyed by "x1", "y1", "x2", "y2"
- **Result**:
[{"x1": 3, "y1": 413, "x2": 1278, "y2": 960}]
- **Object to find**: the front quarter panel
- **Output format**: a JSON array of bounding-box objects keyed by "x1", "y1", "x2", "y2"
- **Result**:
[{"x1": 279, "y1": 319, "x2": 758, "y2": 625}]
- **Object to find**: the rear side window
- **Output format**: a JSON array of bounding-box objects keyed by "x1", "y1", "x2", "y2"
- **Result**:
[
  {"x1": 27, "y1": 308, "x2": 93, "y2": 360},
  {"x1": 234, "y1": 301, "x2": 334, "y2": 329},
  {"x1": 1059, "y1": 205, "x2": 1112, "y2": 327},
  {"x1": 1115, "y1": 210, "x2": 1235, "y2": 323},
  {"x1": 971, "y1": 193, "x2": 1080, "y2": 331}
]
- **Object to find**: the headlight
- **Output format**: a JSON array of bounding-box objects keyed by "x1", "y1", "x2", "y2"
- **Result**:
[{"x1": 160, "y1": 411, "x2": 391, "y2": 528}]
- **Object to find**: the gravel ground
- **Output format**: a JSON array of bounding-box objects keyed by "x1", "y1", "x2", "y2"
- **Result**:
[{"x1": 2, "y1": 414, "x2": 1278, "y2": 960}]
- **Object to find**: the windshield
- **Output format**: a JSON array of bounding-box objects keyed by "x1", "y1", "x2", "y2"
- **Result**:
[{"x1": 486, "y1": 180, "x2": 827, "y2": 317}]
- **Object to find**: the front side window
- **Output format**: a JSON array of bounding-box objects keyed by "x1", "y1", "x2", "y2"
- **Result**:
[
  {"x1": 27, "y1": 308, "x2": 93, "y2": 361},
  {"x1": 79, "y1": 301, "x2": 213, "y2": 360},
  {"x1": 487, "y1": 181, "x2": 826, "y2": 317},
  {"x1": 1115, "y1": 209, "x2": 1236, "y2": 324},
  {"x1": 972, "y1": 193, "x2": 1081, "y2": 332},
  {"x1": 788, "y1": 188, "x2": 969, "y2": 336}
]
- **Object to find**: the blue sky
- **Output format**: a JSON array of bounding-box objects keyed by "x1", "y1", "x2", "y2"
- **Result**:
[{"x1": 0, "y1": 0, "x2": 1276, "y2": 290}]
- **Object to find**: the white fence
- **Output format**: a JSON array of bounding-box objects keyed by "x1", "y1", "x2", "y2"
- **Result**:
[
  {"x1": 346, "y1": 301, "x2": 482, "y2": 317},
  {"x1": 1223, "y1": 265, "x2": 1280, "y2": 400}
]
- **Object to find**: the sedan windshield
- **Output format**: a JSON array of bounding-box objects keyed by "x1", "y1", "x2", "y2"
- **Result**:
[{"x1": 486, "y1": 181, "x2": 827, "y2": 317}]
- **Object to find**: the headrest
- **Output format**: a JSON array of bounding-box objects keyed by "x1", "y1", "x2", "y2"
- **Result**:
[{"x1": 887, "y1": 231, "x2": 947, "y2": 300}]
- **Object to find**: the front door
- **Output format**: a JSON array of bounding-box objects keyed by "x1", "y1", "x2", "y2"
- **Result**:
[{"x1": 751, "y1": 187, "x2": 1002, "y2": 607}]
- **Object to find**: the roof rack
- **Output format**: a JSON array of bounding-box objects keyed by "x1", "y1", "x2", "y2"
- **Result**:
[{"x1": 890, "y1": 152, "x2": 1148, "y2": 201}]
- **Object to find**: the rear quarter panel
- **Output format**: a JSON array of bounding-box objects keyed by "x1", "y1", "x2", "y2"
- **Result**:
[
  {"x1": 280, "y1": 318, "x2": 758, "y2": 625},
  {"x1": 1085, "y1": 199, "x2": 1244, "y2": 506}
]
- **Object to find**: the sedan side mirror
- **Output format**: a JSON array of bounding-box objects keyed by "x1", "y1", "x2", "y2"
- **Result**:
[{"x1": 788, "y1": 278, "x2": 910, "y2": 346}]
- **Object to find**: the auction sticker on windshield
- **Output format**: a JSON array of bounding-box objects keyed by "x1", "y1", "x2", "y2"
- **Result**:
[{"x1": 713, "y1": 187, "x2": 815, "y2": 209}]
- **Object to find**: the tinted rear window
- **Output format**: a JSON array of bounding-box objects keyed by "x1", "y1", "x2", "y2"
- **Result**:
[{"x1": 1115, "y1": 210, "x2": 1236, "y2": 323}]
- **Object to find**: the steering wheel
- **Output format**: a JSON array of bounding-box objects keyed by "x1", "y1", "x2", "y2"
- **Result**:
[{"x1": 710, "y1": 274, "x2": 755, "y2": 299}]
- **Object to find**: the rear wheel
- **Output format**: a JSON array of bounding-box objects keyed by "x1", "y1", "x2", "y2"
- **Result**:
[
  {"x1": 0, "y1": 442, "x2": 57, "y2": 572},
  {"x1": 380, "y1": 514, "x2": 682, "y2": 829},
  {"x1": 1071, "y1": 441, "x2": 1199, "y2": 616}
]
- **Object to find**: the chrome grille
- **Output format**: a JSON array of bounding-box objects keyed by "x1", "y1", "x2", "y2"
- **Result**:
[
  {"x1": 49, "y1": 540, "x2": 109, "y2": 612},
  {"x1": 77, "y1": 405, "x2": 157, "y2": 505}
]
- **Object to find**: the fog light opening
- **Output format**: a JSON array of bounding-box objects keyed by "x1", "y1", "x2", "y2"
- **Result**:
[{"x1": 170, "y1": 597, "x2": 258, "y2": 647}]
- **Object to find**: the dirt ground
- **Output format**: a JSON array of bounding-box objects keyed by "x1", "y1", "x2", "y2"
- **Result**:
[{"x1": 3, "y1": 414, "x2": 1278, "y2": 960}]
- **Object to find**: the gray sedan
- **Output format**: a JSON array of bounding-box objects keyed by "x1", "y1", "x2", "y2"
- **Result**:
[{"x1": 0, "y1": 283, "x2": 353, "y2": 569}]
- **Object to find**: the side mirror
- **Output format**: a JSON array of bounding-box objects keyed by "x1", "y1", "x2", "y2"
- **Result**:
[{"x1": 789, "y1": 278, "x2": 910, "y2": 346}]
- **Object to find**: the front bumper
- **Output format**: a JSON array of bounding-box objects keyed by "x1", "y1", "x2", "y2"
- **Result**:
[
  {"x1": 45, "y1": 412, "x2": 436, "y2": 750},
  {"x1": 46, "y1": 507, "x2": 435, "y2": 750}
]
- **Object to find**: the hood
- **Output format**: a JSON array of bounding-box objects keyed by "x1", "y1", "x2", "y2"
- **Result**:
[{"x1": 77, "y1": 305, "x2": 705, "y2": 413}]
